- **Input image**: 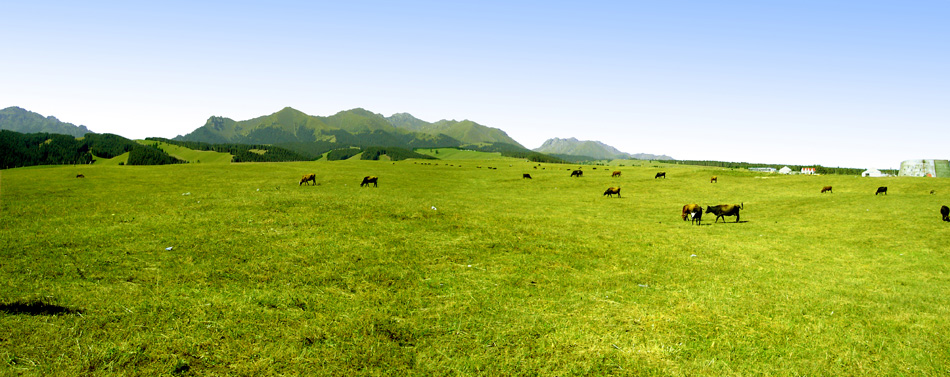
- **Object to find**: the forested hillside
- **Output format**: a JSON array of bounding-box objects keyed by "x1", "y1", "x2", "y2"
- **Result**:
[{"x1": 0, "y1": 131, "x2": 183, "y2": 169}]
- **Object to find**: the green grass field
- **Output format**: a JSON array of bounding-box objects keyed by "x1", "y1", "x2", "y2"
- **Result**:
[{"x1": 2, "y1": 160, "x2": 949, "y2": 376}]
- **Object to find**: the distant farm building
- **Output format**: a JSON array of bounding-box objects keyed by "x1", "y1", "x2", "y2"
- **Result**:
[
  {"x1": 862, "y1": 168, "x2": 886, "y2": 177},
  {"x1": 899, "y1": 159, "x2": 950, "y2": 177},
  {"x1": 779, "y1": 166, "x2": 793, "y2": 175},
  {"x1": 749, "y1": 167, "x2": 777, "y2": 173},
  {"x1": 801, "y1": 167, "x2": 816, "y2": 175}
]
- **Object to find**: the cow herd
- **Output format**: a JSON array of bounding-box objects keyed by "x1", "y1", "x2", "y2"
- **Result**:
[{"x1": 293, "y1": 167, "x2": 949, "y2": 224}]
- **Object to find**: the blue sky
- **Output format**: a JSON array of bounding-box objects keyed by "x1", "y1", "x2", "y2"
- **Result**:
[{"x1": 2, "y1": 1, "x2": 947, "y2": 169}]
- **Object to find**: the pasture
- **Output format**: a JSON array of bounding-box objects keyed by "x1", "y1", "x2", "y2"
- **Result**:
[{"x1": 2, "y1": 160, "x2": 949, "y2": 376}]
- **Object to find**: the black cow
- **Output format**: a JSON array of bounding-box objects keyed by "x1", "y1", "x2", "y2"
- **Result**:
[
  {"x1": 360, "y1": 176, "x2": 378, "y2": 187},
  {"x1": 655, "y1": 172, "x2": 666, "y2": 179},
  {"x1": 941, "y1": 205, "x2": 949, "y2": 222},
  {"x1": 875, "y1": 187, "x2": 887, "y2": 195},
  {"x1": 603, "y1": 187, "x2": 621, "y2": 198},
  {"x1": 705, "y1": 203, "x2": 743, "y2": 223},
  {"x1": 523, "y1": 174, "x2": 532, "y2": 179},
  {"x1": 570, "y1": 170, "x2": 583, "y2": 177}
]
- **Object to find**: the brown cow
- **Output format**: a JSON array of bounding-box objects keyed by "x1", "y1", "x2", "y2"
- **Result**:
[
  {"x1": 821, "y1": 186, "x2": 833, "y2": 193},
  {"x1": 706, "y1": 203, "x2": 743, "y2": 223},
  {"x1": 941, "y1": 205, "x2": 949, "y2": 222},
  {"x1": 710, "y1": 176, "x2": 717, "y2": 183},
  {"x1": 682, "y1": 204, "x2": 703, "y2": 225},
  {"x1": 603, "y1": 187, "x2": 621, "y2": 198},
  {"x1": 655, "y1": 172, "x2": 666, "y2": 179},
  {"x1": 612, "y1": 171, "x2": 622, "y2": 177},
  {"x1": 299, "y1": 173, "x2": 316, "y2": 186},
  {"x1": 875, "y1": 187, "x2": 887, "y2": 195},
  {"x1": 360, "y1": 176, "x2": 378, "y2": 187}
]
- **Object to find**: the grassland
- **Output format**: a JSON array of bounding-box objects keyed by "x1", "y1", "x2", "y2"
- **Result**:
[{"x1": 2, "y1": 160, "x2": 949, "y2": 376}]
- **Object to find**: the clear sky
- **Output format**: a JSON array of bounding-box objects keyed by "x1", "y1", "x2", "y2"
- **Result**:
[{"x1": 2, "y1": 1, "x2": 947, "y2": 169}]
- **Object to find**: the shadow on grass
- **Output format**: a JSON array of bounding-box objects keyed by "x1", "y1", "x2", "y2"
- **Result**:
[{"x1": 0, "y1": 301, "x2": 81, "y2": 316}]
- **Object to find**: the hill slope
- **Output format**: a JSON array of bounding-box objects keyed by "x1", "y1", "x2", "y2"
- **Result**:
[
  {"x1": 0, "y1": 107, "x2": 93, "y2": 137},
  {"x1": 534, "y1": 137, "x2": 673, "y2": 160}
]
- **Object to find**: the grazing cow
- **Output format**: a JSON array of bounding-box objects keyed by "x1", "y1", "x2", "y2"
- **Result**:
[
  {"x1": 523, "y1": 174, "x2": 532, "y2": 179},
  {"x1": 875, "y1": 186, "x2": 887, "y2": 195},
  {"x1": 710, "y1": 176, "x2": 717, "y2": 183},
  {"x1": 603, "y1": 187, "x2": 621, "y2": 198},
  {"x1": 655, "y1": 172, "x2": 666, "y2": 179},
  {"x1": 360, "y1": 176, "x2": 378, "y2": 187},
  {"x1": 931, "y1": 190, "x2": 936, "y2": 195},
  {"x1": 682, "y1": 204, "x2": 703, "y2": 225},
  {"x1": 705, "y1": 203, "x2": 743, "y2": 223},
  {"x1": 299, "y1": 173, "x2": 316, "y2": 186},
  {"x1": 76, "y1": 174, "x2": 85, "y2": 178},
  {"x1": 941, "y1": 205, "x2": 949, "y2": 222},
  {"x1": 570, "y1": 170, "x2": 583, "y2": 177},
  {"x1": 612, "y1": 171, "x2": 622, "y2": 177},
  {"x1": 821, "y1": 186, "x2": 833, "y2": 193}
]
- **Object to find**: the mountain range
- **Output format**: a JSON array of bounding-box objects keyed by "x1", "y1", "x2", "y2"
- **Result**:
[
  {"x1": 1, "y1": 106, "x2": 673, "y2": 161},
  {"x1": 534, "y1": 137, "x2": 673, "y2": 161},
  {"x1": 175, "y1": 107, "x2": 523, "y2": 151},
  {"x1": 0, "y1": 107, "x2": 93, "y2": 137}
]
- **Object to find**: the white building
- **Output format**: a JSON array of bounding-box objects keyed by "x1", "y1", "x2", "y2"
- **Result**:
[
  {"x1": 801, "y1": 167, "x2": 816, "y2": 175},
  {"x1": 862, "y1": 168, "x2": 885, "y2": 177},
  {"x1": 778, "y1": 166, "x2": 793, "y2": 175}
]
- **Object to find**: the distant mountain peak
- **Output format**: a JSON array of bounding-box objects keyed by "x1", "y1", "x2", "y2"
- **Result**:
[{"x1": 534, "y1": 137, "x2": 673, "y2": 161}]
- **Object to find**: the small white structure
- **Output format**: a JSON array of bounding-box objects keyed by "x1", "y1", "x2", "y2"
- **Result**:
[
  {"x1": 749, "y1": 167, "x2": 776, "y2": 173},
  {"x1": 801, "y1": 167, "x2": 816, "y2": 175},
  {"x1": 862, "y1": 168, "x2": 885, "y2": 177},
  {"x1": 779, "y1": 166, "x2": 793, "y2": 175}
]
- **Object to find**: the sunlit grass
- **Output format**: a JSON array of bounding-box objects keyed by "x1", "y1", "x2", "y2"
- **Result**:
[{"x1": 1, "y1": 161, "x2": 949, "y2": 375}]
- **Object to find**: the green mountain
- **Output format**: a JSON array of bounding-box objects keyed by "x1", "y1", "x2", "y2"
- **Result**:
[
  {"x1": 176, "y1": 107, "x2": 527, "y2": 157},
  {"x1": 0, "y1": 107, "x2": 93, "y2": 137},
  {"x1": 386, "y1": 114, "x2": 523, "y2": 147},
  {"x1": 534, "y1": 137, "x2": 674, "y2": 161}
]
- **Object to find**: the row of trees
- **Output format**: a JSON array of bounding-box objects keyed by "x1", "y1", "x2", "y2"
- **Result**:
[{"x1": 670, "y1": 159, "x2": 887, "y2": 176}]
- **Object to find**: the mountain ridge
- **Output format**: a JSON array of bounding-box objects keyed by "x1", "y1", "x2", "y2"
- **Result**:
[
  {"x1": 0, "y1": 107, "x2": 93, "y2": 137},
  {"x1": 534, "y1": 137, "x2": 673, "y2": 161}
]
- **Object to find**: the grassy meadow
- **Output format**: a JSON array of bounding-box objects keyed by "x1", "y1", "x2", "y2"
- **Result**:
[{"x1": 1, "y1": 159, "x2": 949, "y2": 376}]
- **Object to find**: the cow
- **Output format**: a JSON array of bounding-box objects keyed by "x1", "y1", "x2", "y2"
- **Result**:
[
  {"x1": 931, "y1": 190, "x2": 936, "y2": 195},
  {"x1": 76, "y1": 174, "x2": 85, "y2": 178},
  {"x1": 360, "y1": 176, "x2": 378, "y2": 187},
  {"x1": 875, "y1": 187, "x2": 887, "y2": 195},
  {"x1": 523, "y1": 173, "x2": 532, "y2": 179},
  {"x1": 570, "y1": 170, "x2": 583, "y2": 177},
  {"x1": 655, "y1": 172, "x2": 666, "y2": 179},
  {"x1": 821, "y1": 186, "x2": 833, "y2": 193},
  {"x1": 612, "y1": 171, "x2": 622, "y2": 178},
  {"x1": 299, "y1": 173, "x2": 316, "y2": 186},
  {"x1": 682, "y1": 204, "x2": 703, "y2": 225},
  {"x1": 705, "y1": 203, "x2": 743, "y2": 223},
  {"x1": 941, "y1": 205, "x2": 949, "y2": 222},
  {"x1": 603, "y1": 187, "x2": 621, "y2": 198},
  {"x1": 710, "y1": 176, "x2": 717, "y2": 183}
]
